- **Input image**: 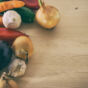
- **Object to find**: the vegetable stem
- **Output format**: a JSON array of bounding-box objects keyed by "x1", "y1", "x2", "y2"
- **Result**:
[{"x1": 38, "y1": 0, "x2": 42, "y2": 7}]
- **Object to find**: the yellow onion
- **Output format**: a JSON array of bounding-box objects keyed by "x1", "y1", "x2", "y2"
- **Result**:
[
  {"x1": 36, "y1": 1, "x2": 60, "y2": 29},
  {"x1": 12, "y1": 36, "x2": 33, "y2": 60}
]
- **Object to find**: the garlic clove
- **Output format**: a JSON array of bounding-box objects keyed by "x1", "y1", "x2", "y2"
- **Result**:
[
  {"x1": 0, "y1": 72, "x2": 18, "y2": 88},
  {"x1": 0, "y1": 79, "x2": 6, "y2": 88},
  {"x1": 0, "y1": 73, "x2": 7, "y2": 88},
  {"x1": 7, "y1": 79, "x2": 18, "y2": 88}
]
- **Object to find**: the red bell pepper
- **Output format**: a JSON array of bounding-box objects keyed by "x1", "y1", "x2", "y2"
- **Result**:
[{"x1": 23, "y1": 0, "x2": 41, "y2": 10}]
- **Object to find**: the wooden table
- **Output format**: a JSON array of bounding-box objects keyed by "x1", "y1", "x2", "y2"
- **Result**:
[{"x1": 9, "y1": 0, "x2": 88, "y2": 88}]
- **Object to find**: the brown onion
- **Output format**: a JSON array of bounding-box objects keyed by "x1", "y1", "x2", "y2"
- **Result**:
[
  {"x1": 36, "y1": 1, "x2": 60, "y2": 29},
  {"x1": 12, "y1": 36, "x2": 33, "y2": 60}
]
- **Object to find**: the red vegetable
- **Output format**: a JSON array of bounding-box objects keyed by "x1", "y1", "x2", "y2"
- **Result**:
[
  {"x1": 23, "y1": 0, "x2": 41, "y2": 10},
  {"x1": 0, "y1": 28, "x2": 27, "y2": 45}
]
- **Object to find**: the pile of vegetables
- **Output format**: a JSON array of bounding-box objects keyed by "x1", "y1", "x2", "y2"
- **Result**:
[
  {"x1": 0, "y1": 0, "x2": 60, "y2": 88},
  {"x1": 0, "y1": 0, "x2": 60, "y2": 29}
]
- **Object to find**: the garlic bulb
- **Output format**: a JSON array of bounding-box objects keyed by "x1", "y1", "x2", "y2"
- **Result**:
[
  {"x1": 3, "y1": 10, "x2": 21, "y2": 29},
  {"x1": 36, "y1": 2, "x2": 60, "y2": 29},
  {"x1": 0, "y1": 73, "x2": 6, "y2": 88},
  {"x1": 8, "y1": 58, "x2": 27, "y2": 77}
]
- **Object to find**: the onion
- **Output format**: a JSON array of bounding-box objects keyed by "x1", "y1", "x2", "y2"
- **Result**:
[
  {"x1": 36, "y1": 1, "x2": 60, "y2": 29},
  {"x1": 12, "y1": 36, "x2": 33, "y2": 60}
]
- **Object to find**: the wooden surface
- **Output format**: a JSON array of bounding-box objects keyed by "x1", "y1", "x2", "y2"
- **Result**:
[{"x1": 10, "y1": 0, "x2": 88, "y2": 88}]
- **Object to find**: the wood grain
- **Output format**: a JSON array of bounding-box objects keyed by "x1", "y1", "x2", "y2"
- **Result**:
[
  {"x1": 18, "y1": 0, "x2": 88, "y2": 88},
  {"x1": 1, "y1": 0, "x2": 88, "y2": 88}
]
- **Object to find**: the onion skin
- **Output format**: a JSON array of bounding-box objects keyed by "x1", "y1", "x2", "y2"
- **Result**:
[
  {"x1": 36, "y1": 4, "x2": 60, "y2": 29},
  {"x1": 12, "y1": 36, "x2": 33, "y2": 60}
]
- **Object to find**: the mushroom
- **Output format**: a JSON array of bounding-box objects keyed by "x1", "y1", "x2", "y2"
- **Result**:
[{"x1": 3, "y1": 10, "x2": 21, "y2": 29}]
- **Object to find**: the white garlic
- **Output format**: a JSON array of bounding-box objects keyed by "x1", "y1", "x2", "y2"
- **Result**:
[
  {"x1": 8, "y1": 58, "x2": 27, "y2": 77},
  {"x1": 3, "y1": 10, "x2": 21, "y2": 29}
]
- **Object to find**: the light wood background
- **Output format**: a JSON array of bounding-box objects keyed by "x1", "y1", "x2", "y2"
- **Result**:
[{"x1": 12, "y1": 0, "x2": 88, "y2": 88}]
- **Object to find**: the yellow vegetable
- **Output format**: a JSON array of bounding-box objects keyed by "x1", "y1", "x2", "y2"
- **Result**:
[
  {"x1": 12, "y1": 36, "x2": 33, "y2": 60},
  {"x1": 36, "y1": 1, "x2": 60, "y2": 29}
]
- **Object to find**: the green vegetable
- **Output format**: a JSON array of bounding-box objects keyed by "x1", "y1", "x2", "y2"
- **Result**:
[
  {"x1": 14, "y1": 7, "x2": 35, "y2": 23},
  {"x1": 38, "y1": 0, "x2": 42, "y2": 6}
]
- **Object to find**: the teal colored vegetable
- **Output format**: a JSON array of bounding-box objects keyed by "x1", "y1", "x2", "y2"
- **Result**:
[{"x1": 14, "y1": 7, "x2": 35, "y2": 23}]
